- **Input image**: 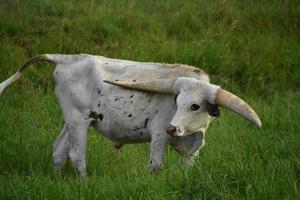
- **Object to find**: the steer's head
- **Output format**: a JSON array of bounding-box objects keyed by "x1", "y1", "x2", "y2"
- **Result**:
[{"x1": 104, "y1": 77, "x2": 261, "y2": 137}]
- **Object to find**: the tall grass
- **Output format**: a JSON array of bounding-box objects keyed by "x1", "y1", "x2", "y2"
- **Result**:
[{"x1": 0, "y1": 0, "x2": 299, "y2": 199}]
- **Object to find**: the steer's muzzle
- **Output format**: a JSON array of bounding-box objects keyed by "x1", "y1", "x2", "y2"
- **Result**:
[{"x1": 166, "y1": 124, "x2": 182, "y2": 137}]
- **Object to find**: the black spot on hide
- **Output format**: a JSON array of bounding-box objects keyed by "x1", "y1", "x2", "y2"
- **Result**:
[
  {"x1": 98, "y1": 113, "x2": 104, "y2": 121},
  {"x1": 89, "y1": 111, "x2": 99, "y2": 120},
  {"x1": 133, "y1": 80, "x2": 136, "y2": 82},
  {"x1": 89, "y1": 111, "x2": 104, "y2": 121},
  {"x1": 114, "y1": 96, "x2": 122, "y2": 101},
  {"x1": 97, "y1": 89, "x2": 101, "y2": 94},
  {"x1": 128, "y1": 114, "x2": 132, "y2": 117},
  {"x1": 130, "y1": 95, "x2": 134, "y2": 98},
  {"x1": 133, "y1": 127, "x2": 140, "y2": 131},
  {"x1": 144, "y1": 118, "x2": 149, "y2": 128}
]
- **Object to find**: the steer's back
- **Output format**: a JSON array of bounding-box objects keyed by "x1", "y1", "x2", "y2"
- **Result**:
[
  {"x1": 94, "y1": 55, "x2": 209, "y2": 83},
  {"x1": 52, "y1": 54, "x2": 210, "y2": 83}
]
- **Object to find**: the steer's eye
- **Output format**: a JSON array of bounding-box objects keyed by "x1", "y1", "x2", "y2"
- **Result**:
[{"x1": 190, "y1": 104, "x2": 200, "y2": 111}]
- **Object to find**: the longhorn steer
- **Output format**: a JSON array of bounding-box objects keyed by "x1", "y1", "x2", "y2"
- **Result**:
[{"x1": 0, "y1": 54, "x2": 261, "y2": 176}]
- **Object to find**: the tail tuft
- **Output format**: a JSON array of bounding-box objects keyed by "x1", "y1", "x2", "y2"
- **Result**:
[{"x1": 0, "y1": 72, "x2": 21, "y2": 95}]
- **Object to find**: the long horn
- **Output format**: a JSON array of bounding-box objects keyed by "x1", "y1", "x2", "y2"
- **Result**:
[
  {"x1": 215, "y1": 89, "x2": 262, "y2": 128},
  {"x1": 103, "y1": 79, "x2": 176, "y2": 93}
]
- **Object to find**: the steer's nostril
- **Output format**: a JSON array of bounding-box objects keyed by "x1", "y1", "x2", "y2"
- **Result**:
[
  {"x1": 169, "y1": 126, "x2": 176, "y2": 133},
  {"x1": 177, "y1": 127, "x2": 182, "y2": 134},
  {"x1": 166, "y1": 124, "x2": 178, "y2": 136}
]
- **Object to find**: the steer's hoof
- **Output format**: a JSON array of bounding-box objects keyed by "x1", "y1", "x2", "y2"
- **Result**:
[
  {"x1": 113, "y1": 142, "x2": 123, "y2": 150},
  {"x1": 150, "y1": 161, "x2": 162, "y2": 175},
  {"x1": 150, "y1": 167, "x2": 161, "y2": 175}
]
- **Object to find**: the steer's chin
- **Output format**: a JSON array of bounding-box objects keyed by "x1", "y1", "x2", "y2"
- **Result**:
[{"x1": 171, "y1": 131, "x2": 186, "y2": 138}]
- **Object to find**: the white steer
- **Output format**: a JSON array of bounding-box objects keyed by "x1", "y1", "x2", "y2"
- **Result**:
[{"x1": 0, "y1": 54, "x2": 261, "y2": 176}]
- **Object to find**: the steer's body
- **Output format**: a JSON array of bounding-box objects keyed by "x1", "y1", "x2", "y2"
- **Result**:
[
  {"x1": 51, "y1": 54, "x2": 209, "y2": 175},
  {"x1": 0, "y1": 54, "x2": 261, "y2": 176}
]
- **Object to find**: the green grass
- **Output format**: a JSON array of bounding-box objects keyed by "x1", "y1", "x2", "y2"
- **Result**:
[{"x1": 0, "y1": 0, "x2": 299, "y2": 199}]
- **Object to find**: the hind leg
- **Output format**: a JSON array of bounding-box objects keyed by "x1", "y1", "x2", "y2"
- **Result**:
[
  {"x1": 52, "y1": 124, "x2": 69, "y2": 173},
  {"x1": 53, "y1": 105, "x2": 91, "y2": 177},
  {"x1": 65, "y1": 113, "x2": 90, "y2": 177}
]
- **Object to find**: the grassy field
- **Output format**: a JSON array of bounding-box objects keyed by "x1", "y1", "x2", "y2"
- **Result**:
[{"x1": 0, "y1": 0, "x2": 299, "y2": 199}]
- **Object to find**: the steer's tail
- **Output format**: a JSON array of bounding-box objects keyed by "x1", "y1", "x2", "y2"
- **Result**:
[{"x1": 0, "y1": 54, "x2": 68, "y2": 95}]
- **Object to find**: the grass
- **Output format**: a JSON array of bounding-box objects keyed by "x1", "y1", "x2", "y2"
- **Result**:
[{"x1": 0, "y1": 0, "x2": 299, "y2": 199}]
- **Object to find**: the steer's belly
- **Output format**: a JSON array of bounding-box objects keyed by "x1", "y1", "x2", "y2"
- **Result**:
[{"x1": 93, "y1": 119, "x2": 151, "y2": 144}]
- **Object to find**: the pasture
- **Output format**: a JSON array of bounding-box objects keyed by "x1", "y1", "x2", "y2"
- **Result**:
[{"x1": 0, "y1": 0, "x2": 299, "y2": 199}]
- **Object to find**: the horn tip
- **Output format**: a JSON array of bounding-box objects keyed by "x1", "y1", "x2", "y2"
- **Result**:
[{"x1": 253, "y1": 118, "x2": 262, "y2": 128}]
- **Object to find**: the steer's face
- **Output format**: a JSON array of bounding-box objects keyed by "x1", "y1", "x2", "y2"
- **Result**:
[{"x1": 166, "y1": 80, "x2": 220, "y2": 137}]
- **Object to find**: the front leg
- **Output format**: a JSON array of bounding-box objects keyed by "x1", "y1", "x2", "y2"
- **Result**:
[{"x1": 149, "y1": 134, "x2": 169, "y2": 173}]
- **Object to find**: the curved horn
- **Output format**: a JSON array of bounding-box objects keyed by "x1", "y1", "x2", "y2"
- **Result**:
[
  {"x1": 215, "y1": 89, "x2": 261, "y2": 128},
  {"x1": 103, "y1": 79, "x2": 176, "y2": 93}
]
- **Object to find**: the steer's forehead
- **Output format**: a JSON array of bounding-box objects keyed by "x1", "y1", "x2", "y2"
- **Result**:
[
  {"x1": 178, "y1": 79, "x2": 207, "y2": 91},
  {"x1": 178, "y1": 89, "x2": 205, "y2": 103}
]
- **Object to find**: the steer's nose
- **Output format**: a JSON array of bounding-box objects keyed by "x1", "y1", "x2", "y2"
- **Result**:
[{"x1": 166, "y1": 124, "x2": 181, "y2": 137}]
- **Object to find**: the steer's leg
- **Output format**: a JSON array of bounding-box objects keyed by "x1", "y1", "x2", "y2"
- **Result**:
[
  {"x1": 149, "y1": 133, "x2": 169, "y2": 173},
  {"x1": 52, "y1": 124, "x2": 69, "y2": 172},
  {"x1": 66, "y1": 116, "x2": 90, "y2": 177}
]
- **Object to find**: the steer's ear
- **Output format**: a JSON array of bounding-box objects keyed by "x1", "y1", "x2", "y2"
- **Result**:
[
  {"x1": 103, "y1": 78, "x2": 178, "y2": 94},
  {"x1": 206, "y1": 103, "x2": 220, "y2": 117}
]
